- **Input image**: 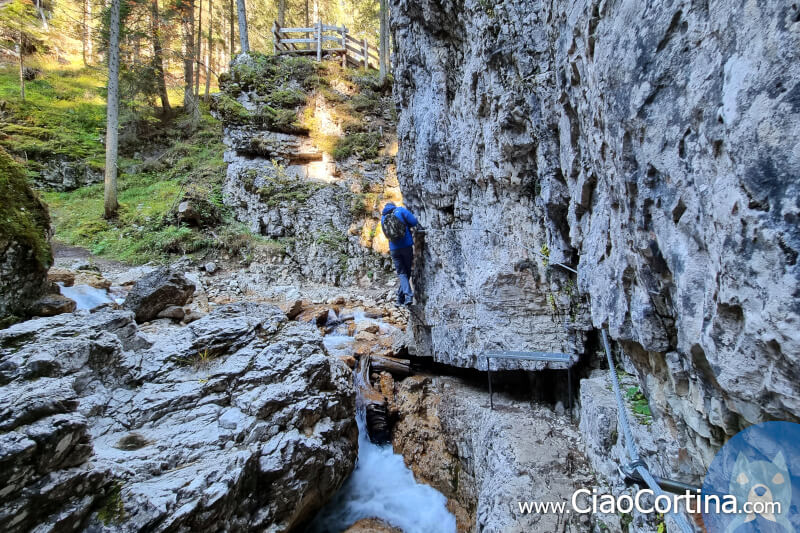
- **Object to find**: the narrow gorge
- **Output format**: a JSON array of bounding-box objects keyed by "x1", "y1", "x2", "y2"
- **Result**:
[{"x1": 0, "y1": 0, "x2": 798, "y2": 532}]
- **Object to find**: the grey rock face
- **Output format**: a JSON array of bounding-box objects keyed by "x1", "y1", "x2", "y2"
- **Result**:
[
  {"x1": 0, "y1": 303, "x2": 358, "y2": 532},
  {"x1": 391, "y1": 0, "x2": 799, "y2": 487},
  {"x1": 123, "y1": 267, "x2": 196, "y2": 323},
  {"x1": 35, "y1": 159, "x2": 103, "y2": 191}
]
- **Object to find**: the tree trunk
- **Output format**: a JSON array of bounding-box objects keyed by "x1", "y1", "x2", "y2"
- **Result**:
[
  {"x1": 277, "y1": 0, "x2": 285, "y2": 26},
  {"x1": 86, "y1": 0, "x2": 93, "y2": 62},
  {"x1": 82, "y1": 0, "x2": 88, "y2": 66},
  {"x1": 182, "y1": 0, "x2": 200, "y2": 122},
  {"x1": 195, "y1": 0, "x2": 202, "y2": 97},
  {"x1": 151, "y1": 0, "x2": 171, "y2": 114},
  {"x1": 304, "y1": 0, "x2": 308, "y2": 28},
  {"x1": 104, "y1": 0, "x2": 121, "y2": 219},
  {"x1": 229, "y1": 0, "x2": 234, "y2": 57},
  {"x1": 379, "y1": 0, "x2": 389, "y2": 80},
  {"x1": 236, "y1": 0, "x2": 248, "y2": 53},
  {"x1": 204, "y1": 0, "x2": 212, "y2": 100},
  {"x1": 17, "y1": 34, "x2": 25, "y2": 102}
]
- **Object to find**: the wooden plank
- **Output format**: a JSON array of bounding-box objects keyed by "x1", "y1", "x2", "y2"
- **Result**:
[
  {"x1": 280, "y1": 38, "x2": 317, "y2": 44},
  {"x1": 279, "y1": 26, "x2": 316, "y2": 32},
  {"x1": 322, "y1": 24, "x2": 343, "y2": 31},
  {"x1": 321, "y1": 35, "x2": 342, "y2": 42},
  {"x1": 345, "y1": 33, "x2": 362, "y2": 44},
  {"x1": 345, "y1": 43, "x2": 364, "y2": 55}
]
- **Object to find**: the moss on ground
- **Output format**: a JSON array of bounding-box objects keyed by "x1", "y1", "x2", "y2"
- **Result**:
[
  {"x1": 42, "y1": 112, "x2": 269, "y2": 265},
  {"x1": 332, "y1": 132, "x2": 382, "y2": 160},
  {"x1": 0, "y1": 148, "x2": 52, "y2": 267},
  {"x1": 0, "y1": 64, "x2": 106, "y2": 177}
]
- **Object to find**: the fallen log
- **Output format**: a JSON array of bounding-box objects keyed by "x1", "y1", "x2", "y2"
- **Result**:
[
  {"x1": 369, "y1": 354, "x2": 411, "y2": 378},
  {"x1": 357, "y1": 355, "x2": 391, "y2": 444}
]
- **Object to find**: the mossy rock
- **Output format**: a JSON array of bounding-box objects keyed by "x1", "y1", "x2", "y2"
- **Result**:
[
  {"x1": 332, "y1": 132, "x2": 382, "y2": 161},
  {"x1": 0, "y1": 148, "x2": 52, "y2": 318},
  {"x1": 257, "y1": 176, "x2": 324, "y2": 207}
]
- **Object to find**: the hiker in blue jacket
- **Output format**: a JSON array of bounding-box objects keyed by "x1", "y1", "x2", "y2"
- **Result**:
[{"x1": 381, "y1": 202, "x2": 418, "y2": 305}]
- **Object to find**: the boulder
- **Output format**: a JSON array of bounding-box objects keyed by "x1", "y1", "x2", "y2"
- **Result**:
[
  {"x1": 73, "y1": 271, "x2": 111, "y2": 289},
  {"x1": 31, "y1": 293, "x2": 76, "y2": 317},
  {"x1": 283, "y1": 298, "x2": 304, "y2": 319},
  {"x1": 123, "y1": 268, "x2": 195, "y2": 323},
  {"x1": 204, "y1": 261, "x2": 218, "y2": 274},
  {"x1": 47, "y1": 268, "x2": 75, "y2": 286},
  {"x1": 0, "y1": 303, "x2": 358, "y2": 531},
  {"x1": 156, "y1": 305, "x2": 185, "y2": 320}
]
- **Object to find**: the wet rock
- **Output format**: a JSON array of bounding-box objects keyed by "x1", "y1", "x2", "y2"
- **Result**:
[
  {"x1": 343, "y1": 518, "x2": 402, "y2": 533},
  {"x1": 0, "y1": 303, "x2": 358, "y2": 531},
  {"x1": 31, "y1": 293, "x2": 76, "y2": 317},
  {"x1": 47, "y1": 269, "x2": 75, "y2": 287},
  {"x1": 73, "y1": 271, "x2": 111, "y2": 289},
  {"x1": 123, "y1": 267, "x2": 195, "y2": 323}
]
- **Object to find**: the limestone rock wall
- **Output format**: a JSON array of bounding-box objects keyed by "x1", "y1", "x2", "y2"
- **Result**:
[
  {"x1": 0, "y1": 303, "x2": 358, "y2": 531},
  {"x1": 391, "y1": 0, "x2": 799, "y2": 478}
]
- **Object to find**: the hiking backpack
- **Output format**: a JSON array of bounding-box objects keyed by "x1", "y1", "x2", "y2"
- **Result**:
[{"x1": 382, "y1": 208, "x2": 407, "y2": 242}]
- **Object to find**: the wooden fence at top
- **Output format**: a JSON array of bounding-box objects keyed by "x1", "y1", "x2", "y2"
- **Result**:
[{"x1": 272, "y1": 21, "x2": 380, "y2": 70}]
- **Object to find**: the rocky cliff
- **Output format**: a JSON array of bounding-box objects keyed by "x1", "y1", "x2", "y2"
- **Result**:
[
  {"x1": 391, "y1": 0, "x2": 799, "y2": 482},
  {"x1": 0, "y1": 302, "x2": 358, "y2": 531},
  {"x1": 216, "y1": 54, "x2": 401, "y2": 286}
]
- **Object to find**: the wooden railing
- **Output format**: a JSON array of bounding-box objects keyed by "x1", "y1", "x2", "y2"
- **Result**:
[{"x1": 272, "y1": 21, "x2": 379, "y2": 69}]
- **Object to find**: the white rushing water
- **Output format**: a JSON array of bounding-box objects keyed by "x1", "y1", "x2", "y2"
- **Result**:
[{"x1": 308, "y1": 352, "x2": 456, "y2": 533}]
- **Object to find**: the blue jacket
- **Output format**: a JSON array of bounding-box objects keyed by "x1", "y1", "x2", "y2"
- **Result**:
[{"x1": 381, "y1": 203, "x2": 418, "y2": 251}]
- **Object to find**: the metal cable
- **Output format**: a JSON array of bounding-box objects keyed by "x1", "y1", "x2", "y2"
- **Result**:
[{"x1": 601, "y1": 329, "x2": 695, "y2": 533}]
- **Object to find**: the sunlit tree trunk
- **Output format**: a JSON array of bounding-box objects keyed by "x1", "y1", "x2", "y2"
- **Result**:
[
  {"x1": 84, "y1": 0, "x2": 93, "y2": 64},
  {"x1": 379, "y1": 0, "x2": 390, "y2": 80},
  {"x1": 204, "y1": 0, "x2": 212, "y2": 100},
  {"x1": 195, "y1": 0, "x2": 202, "y2": 97},
  {"x1": 304, "y1": 0, "x2": 308, "y2": 27},
  {"x1": 236, "y1": 0, "x2": 248, "y2": 53},
  {"x1": 182, "y1": 0, "x2": 200, "y2": 123},
  {"x1": 229, "y1": 0, "x2": 234, "y2": 57},
  {"x1": 151, "y1": 0, "x2": 171, "y2": 113},
  {"x1": 277, "y1": 0, "x2": 285, "y2": 26},
  {"x1": 104, "y1": 0, "x2": 121, "y2": 219},
  {"x1": 17, "y1": 34, "x2": 25, "y2": 101}
]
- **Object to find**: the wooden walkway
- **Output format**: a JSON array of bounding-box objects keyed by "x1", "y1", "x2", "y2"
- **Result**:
[{"x1": 272, "y1": 21, "x2": 379, "y2": 69}]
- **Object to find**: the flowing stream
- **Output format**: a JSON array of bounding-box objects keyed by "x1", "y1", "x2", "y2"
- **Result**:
[{"x1": 309, "y1": 313, "x2": 456, "y2": 533}]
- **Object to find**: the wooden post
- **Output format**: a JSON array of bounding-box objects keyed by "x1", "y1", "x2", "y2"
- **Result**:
[
  {"x1": 316, "y1": 20, "x2": 322, "y2": 61},
  {"x1": 362, "y1": 37, "x2": 368, "y2": 68},
  {"x1": 341, "y1": 26, "x2": 347, "y2": 67},
  {"x1": 272, "y1": 21, "x2": 277, "y2": 55}
]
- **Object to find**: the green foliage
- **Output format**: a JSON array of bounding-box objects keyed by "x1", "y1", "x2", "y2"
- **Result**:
[
  {"x1": 624, "y1": 385, "x2": 653, "y2": 423},
  {"x1": 210, "y1": 93, "x2": 251, "y2": 124},
  {"x1": 0, "y1": 148, "x2": 52, "y2": 267},
  {"x1": 332, "y1": 132, "x2": 381, "y2": 160},
  {"x1": 314, "y1": 227, "x2": 348, "y2": 248},
  {"x1": 0, "y1": 65, "x2": 106, "y2": 173},
  {"x1": 228, "y1": 53, "x2": 320, "y2": 96},
  {"x1": 43, "y1": 114, "x2": 231, "y2": 264}
]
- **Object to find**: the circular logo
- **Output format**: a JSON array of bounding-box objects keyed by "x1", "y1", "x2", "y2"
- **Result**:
[{"x1": 703, "y1": 421, "x2": 800, "y2": 532}]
